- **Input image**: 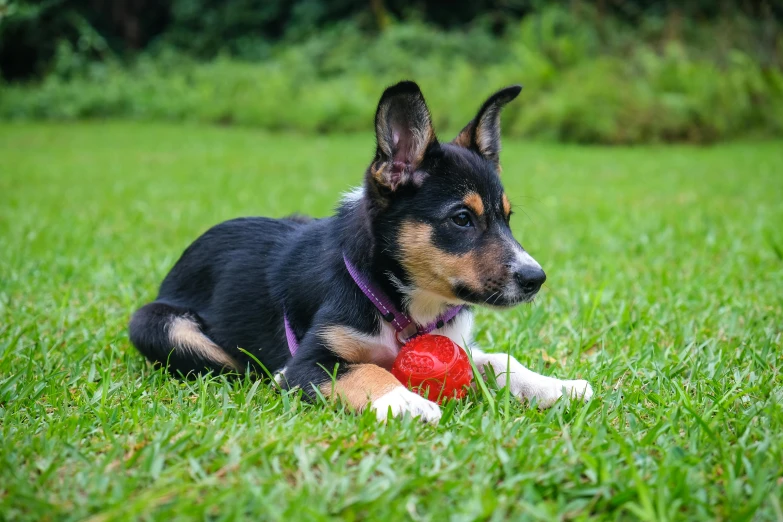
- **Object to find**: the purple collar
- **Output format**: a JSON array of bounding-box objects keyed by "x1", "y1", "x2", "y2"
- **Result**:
[
  {"x1": 284, "y1": 254, "x2": 464, "y2": 356},
  {"x1": 342, "y1": 253, "x2": 464, "y2": 340}
]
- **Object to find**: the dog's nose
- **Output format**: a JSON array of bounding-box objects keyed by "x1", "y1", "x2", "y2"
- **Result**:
[{"x1": 515, "y1": 266, "x2": 546, "y2": 294}]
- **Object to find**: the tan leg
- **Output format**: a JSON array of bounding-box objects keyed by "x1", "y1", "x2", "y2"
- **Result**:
[{"x1": 320, "y1": 364, "x2": 442, "y2": 423}]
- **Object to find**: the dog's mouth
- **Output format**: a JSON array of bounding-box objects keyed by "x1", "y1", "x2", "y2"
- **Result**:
[{"x1": 453, "y1": 284, "x2": 537, "y2": 308}]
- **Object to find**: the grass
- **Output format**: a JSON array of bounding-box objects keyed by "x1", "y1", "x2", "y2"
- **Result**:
[{"x1": 1, "y1": 122, "x2": 782, "y2": 521}]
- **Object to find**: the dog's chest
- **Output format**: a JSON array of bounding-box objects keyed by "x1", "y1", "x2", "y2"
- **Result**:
[{"x1": 367, "y1": 311, "x2": 475, "y2": 369}]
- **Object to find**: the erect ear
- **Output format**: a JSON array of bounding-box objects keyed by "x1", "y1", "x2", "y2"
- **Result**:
[
  {"x1": 370, "y1": 81, "x2": 437, "y2": 192},
  {"x1": 452, "y1": 85, "x2": 522, "y2": 167}
]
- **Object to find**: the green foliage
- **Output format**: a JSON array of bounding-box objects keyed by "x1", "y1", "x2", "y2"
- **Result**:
[
  {"x1": 162, "y1": 0, "x2": 286, "y2": 60},
  {"x1": 2, "y1": 123, "x2": 782, "y2": 520},
  {"x1": 3, "y1": 0, "x2": 780, "y2": 80},
  {"x1": 2, "y1": 10, "x2": 782, "y2": 144},
  {"x1": 0, "y1": 0, "x2": 534, "y2": 81}
]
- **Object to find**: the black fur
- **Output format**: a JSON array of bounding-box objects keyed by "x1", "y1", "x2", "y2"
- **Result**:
[{"x1": 129, "y1": 81, "x2": 542, "y2": 401}]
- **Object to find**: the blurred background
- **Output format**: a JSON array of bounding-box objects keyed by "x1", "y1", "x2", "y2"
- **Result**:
[{"x1": 0, "y1": 0, "x2": 781, "y2": 144}]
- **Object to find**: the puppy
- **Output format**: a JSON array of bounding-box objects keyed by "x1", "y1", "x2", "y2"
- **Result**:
[{"x1": 129, "y1": 81, "x2": 593, "y2": 422}]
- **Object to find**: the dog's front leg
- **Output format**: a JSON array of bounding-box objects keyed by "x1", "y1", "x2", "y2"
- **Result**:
[
  {"x1": 319, "y1": 364, "x2": 442, "y2": 423},
  {"x1": 470, "y1": 348, "x2": 593, "y2": 409},
  {"x1": 278, "y1": 327, "x2": 442, "y2": 423}
]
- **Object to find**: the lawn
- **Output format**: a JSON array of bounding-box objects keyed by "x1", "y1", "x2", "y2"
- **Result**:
[{"x1": 1, "y1": 122, "x2": 782, "y2": 521}]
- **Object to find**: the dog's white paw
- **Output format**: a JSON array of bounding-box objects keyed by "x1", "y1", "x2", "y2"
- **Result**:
[
  {"x1": 535, "y1": 379, "x2": 593, "y2": 409},
  {"x1": 563, "y1": 379, "x2": 593, "y2": 402},
  {"x1": 372, "y1": 387, "x2": 442, "y2": 424}
]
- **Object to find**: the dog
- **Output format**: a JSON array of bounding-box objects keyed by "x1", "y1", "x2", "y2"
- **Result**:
[{"x1": 129, "y1": 81, "x2": 593, "y2": 422}]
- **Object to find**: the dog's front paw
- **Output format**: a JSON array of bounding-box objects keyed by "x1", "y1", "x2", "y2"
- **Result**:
[
  {"x1": 372, "y1": 387, "x2": 442, "y2": 424},
  {"x1": 535, "y1": 379, "x2": 593, "y2": 409},
  {"x1": 563, "y1": 379, "x2": 593, "y2": 402}
]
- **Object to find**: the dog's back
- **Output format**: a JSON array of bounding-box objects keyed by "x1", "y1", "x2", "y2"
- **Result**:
[{"x1": 130, "y1": 216, "x2": 310, "y2": 375}]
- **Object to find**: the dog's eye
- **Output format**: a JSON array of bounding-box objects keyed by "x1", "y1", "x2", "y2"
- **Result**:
[{"x1": 451, "y1": 211, "x2": 473, "y2": 228}]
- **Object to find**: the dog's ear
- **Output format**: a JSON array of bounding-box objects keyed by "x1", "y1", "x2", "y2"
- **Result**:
[
  {"x1": 370, "y1": 81, "x2": 437, "y2": 192},
  {"x1": 452, "y1": 85, "x2": 522, "y2": 168}
]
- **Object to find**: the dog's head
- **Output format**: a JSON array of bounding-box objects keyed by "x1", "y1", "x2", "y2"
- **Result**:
[{"x1": 360, "y1": 81, "x2": 545, "y2": 310}]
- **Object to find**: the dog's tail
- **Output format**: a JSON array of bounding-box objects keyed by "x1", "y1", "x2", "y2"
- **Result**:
[{"x1": 129, "y1": 302, "x2": 239, "y2": 376}]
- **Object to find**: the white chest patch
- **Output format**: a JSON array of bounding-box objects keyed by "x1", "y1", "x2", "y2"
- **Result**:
[
  {"x1": 438, "y1": 310, "x2": 475, "y2": 348},
  {"x1": 366, "y1": 309, "x2": 475, "y2": 368},
  {"x1": 372, "y1": 321, "x2": 403, "y2": 368}
]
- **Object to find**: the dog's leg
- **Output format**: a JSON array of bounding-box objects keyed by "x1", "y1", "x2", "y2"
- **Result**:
[
  {"x1": 470, "y1": 348, "x2": 593, "y2": 408},
  {"x1": 282, "y1": 361, "x2": 442, "y2": 423},
  {"x1": 279, "y1": 327, "x2": 442, "y2": 423},
  {"x1": 318, "y1": 364, "x2": 442, "y2": 423}
]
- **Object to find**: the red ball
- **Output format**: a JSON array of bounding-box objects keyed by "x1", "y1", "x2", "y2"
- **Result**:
[{"x1": 391, "y1": 334, "x2": 473, "y2": 404}]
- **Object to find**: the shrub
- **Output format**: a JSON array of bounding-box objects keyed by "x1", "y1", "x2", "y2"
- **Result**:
[{"x1": 2, "y1": 13, "x2": 782, "y2": 144}]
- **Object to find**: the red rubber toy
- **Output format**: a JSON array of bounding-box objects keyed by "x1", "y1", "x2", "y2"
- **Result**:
[{"x1": 391, "y1": 334, "x2": 473, "y2": 404}]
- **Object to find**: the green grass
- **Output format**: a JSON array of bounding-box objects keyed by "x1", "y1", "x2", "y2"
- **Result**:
[{"x1": 1, "y1": 122, "x2": 782, "y2": 521}]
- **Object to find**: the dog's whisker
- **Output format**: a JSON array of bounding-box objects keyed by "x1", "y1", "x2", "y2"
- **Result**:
[{"x1": 485, "y1": 291, "x2": 501, "y2": 305}]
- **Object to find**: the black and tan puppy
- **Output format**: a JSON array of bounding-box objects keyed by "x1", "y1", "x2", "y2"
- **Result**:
[{"x1": 129, "y1": 81, "x2": 592, "y2": 422}]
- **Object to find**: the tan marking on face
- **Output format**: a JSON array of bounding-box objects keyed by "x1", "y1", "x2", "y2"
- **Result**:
[
  {"x1": 399, "y1": 221, "x2": 513, "y2": 299},
  {"x1": 463, "y1": 192, "x2": 485, "y2": 217},
  {"x1": 168, "y1": 316, "x2": 239, "y2": 370},
  {"x1": 398, "y1": 222, "x2": 485, "y2": 297},
  {"x1": 502, "y1": 194, "x2": 511, "y2": 218},
  {"x1": 319, "y1": 364, "x2": 401, "y2": 412},
  {"x1": 476, "y1": 239, "x2": 507, "y2": 274}
]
